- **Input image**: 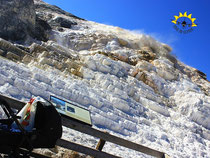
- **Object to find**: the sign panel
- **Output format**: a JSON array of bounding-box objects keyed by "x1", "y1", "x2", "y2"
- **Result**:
[{"x1": 50, "y1": 95, "x2": 92, "y2": 126}]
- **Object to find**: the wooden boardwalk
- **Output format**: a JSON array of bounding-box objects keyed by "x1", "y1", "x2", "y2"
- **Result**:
[{"x1": 0, "y1": 94, "x2": 170, "y2": 158}]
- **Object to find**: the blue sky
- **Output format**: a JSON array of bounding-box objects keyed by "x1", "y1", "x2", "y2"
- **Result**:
[{"x1": 44, "y1": 0, "x2": 210, "y2": 80}]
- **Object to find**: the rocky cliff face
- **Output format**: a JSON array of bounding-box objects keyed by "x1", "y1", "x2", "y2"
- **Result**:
[
  {"x1": 0, "y1": 0, "x2": 209, "y2": 158},
  {"x1": 0, "y1": 0, "x2": 35, "y2": 41}
]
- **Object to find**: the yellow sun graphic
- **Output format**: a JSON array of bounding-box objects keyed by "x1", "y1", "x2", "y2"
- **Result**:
[{"x1": 171, "y1": 12, "x2": 197, "y2": 27}]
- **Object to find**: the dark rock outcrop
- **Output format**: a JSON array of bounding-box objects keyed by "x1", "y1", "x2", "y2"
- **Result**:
[
  {"x1": 49, "y1": 17, "x2": 77, "y2": 29},
  {"x1": 0, "y1": 0, "x2": 36, "y2": 41},
  {"x1": 34, "y1": 1, "x2": 78, "y2": 30},
  {"x1": 33, "y1": 16, "x2": 51, "y2": 41},
  {"x1": 34, "y1": 2, "x2": 84, "y2": 20}
]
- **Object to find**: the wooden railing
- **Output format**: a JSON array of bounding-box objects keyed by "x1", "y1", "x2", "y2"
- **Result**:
[{"x1": 0, "y1": 94, "x2": 170, "y2": 158}]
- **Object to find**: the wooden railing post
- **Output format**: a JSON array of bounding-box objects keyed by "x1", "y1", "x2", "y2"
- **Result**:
[
  {"x1": 96, "y1": 139, "x2": 106, "y2": 151},
  {"x1": 91, "y1": 138, "x2": 106, "y2": 158}
]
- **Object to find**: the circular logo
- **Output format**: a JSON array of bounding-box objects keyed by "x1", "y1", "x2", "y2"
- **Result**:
[{"x1": 171, "y1": 12, "x2": 197, "y2": 34}]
